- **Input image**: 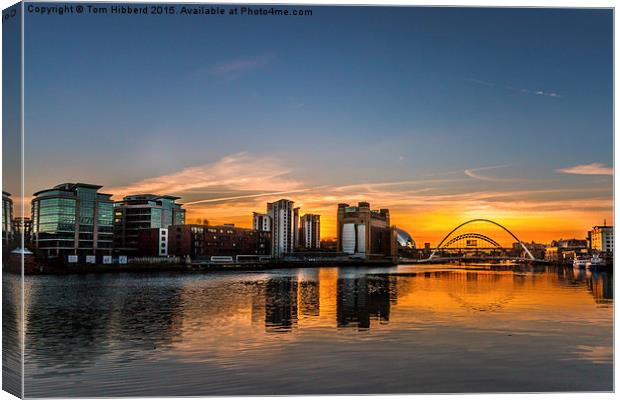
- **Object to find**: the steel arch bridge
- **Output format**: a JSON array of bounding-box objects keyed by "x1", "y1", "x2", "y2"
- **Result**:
[
  {"x1": 429, "y1": 219, "x2": 535, "y2": 261},
  {"x1": 442, "y1": 232, "x2": 502, "y2": 249}
]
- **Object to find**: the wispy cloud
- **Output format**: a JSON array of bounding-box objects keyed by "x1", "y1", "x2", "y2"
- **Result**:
[
  {"x1": 506, "y1": 85, "x2": 561, "y2": 98},
  {"x1": 557, "y1": 162, "x2": 613, "y2": 176},
  {"x1": 107, "y1": 152, "x2": 302, "y2": 200},
  {"x1": 464, "y1": 78, "x2": 496, "y2": 87},
  {"x1": 464, "y1": 165, "x2": 513, "y2": 182},
  {"x1": 466, "y1": 78, "x2": 561, "y2": 98},
  {"x1": 101, "y1": 153, "x2": 610, "y2": 244},
  {"x1": 184, "y1": 188, "x2": 317, "y2": 206},
  {"x1": 208, "y1": 54, "x2": 272, "y2": 77}
]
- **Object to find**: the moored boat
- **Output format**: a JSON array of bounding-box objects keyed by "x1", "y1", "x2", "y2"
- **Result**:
[{"x1": 573, "y1": 256, "x2": 588, "y2": 269}]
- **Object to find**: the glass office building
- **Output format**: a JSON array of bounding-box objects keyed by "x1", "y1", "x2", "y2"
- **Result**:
[
  {"x1": 114, "y1": 194, "x2": 185, "y2": 254},
  {"x1": 2, "y1": 191, "x2": 13, "y2": 248},
  {"x1": 31, "y1": 183, "x2": 114, "y2": 260}
]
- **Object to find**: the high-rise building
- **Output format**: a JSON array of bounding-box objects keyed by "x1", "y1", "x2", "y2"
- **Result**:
[
  {"x1": 293, "y1": 207, "x2": 300, "y2": 249},
  {"x1": 31, "y1": 183, "x2": 114, "y2": 260},
  {"x1": 267, "y1": 199, "x2": 296, "y2": 257},
  {"x1": 590, "y1": 224, "x2": 614, "y2": 254},
  {"x1": 252, "y1": 212, "x2": 271, "y2": 231},
  {"x1": 2, "y1": 191, "x2": 13, "y2": 247},
  {"x1": 114, "y1": 194, "x2": 185, "y2": 254},
  {"x1": 300, "y1": 214, "x2": 321, "y2": 249},
  {"x1": 337, "y1": 202, "x2": 397, "y2": 259}
]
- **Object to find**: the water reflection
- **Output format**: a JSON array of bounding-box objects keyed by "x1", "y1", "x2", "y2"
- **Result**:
[
  {"x1": 3, "y1": 274, "x2": 22, "y2": 397},
  {"x1": 24, "y1": 275, "x2": 185, "y2": 374},
  {"x1": 265, "y1": 276, "x2": 298, "y2": 332},
  {"x1": 336, "y1": 271, "x2": 396, "y2": 330},
  {"x1": 19, "y1": 264, "x2": 613, "y2": 396}
]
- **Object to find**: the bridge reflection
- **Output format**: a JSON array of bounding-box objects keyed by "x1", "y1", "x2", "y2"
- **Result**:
[
  {"x1": 12, "y1": 264, "x2": 613, "y2": 386},
  {"x1": 255, "y1": 265, "x2": 612, "y2": 333}
]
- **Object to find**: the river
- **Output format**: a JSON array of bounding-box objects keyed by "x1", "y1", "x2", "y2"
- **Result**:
[{"x1": 3, "y1": 264, "x2": 613, "y2": 396}]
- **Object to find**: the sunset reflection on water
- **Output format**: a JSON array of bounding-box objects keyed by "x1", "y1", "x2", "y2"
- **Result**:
[{"x1": 9, "y1": 264, "x2": 613, "y2": 397}]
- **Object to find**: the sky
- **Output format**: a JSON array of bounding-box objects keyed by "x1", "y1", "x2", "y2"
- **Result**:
[{"x1": 10, "y1": 5, "x2": 613, "y2": 245}]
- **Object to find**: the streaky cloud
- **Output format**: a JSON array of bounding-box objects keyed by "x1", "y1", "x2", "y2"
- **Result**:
[
  {"x1": 557, "y1": 163, "x2": 613, "y2": 176},
  {"x1": 208, "y1": 54, "x2": 271, "y2": 76},
  {"x1": 106, "y1": 152, "x2": 301, "y2": 200},
  {"x1": 466, "y1": 78, "x2": 561, "y2": 98},
  {"x1": 464, "y1": 165, "x2": 513, "y2": 182}
]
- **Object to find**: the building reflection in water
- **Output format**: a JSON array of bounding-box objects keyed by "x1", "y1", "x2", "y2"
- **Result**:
[
  {"x1": 336, "y1": 270, "x2": 396, "y2": 330},
  {"x1": 264, "y1": 276, "x2": 299, "y2": 332},
  {"x1": 22, "y1": 275, "x2": 184, "y2": 382},
  {"x1": 16, "y1": 264, "x2": 615, "y2": 397},
  {"x1": 3, "y1": 274, "x2": 22, "y2": 398},
  {"x1": 257, "y1": 265, "x2": 614, "y2": 333},
  {"x1": 569, "y1": 268, "x2": 613, "y2": 305},
  {"x1": 298, "y1": 270, "x2": 320, "y2": 318}
]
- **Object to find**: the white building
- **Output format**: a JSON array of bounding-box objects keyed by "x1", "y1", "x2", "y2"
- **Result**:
[
  {"x1": 267, "y1": 199, "x2": 297, "y2": 257},
  {"x1": 590, "y1": 224, "x2": 614, "y2": 254},
  {"x1": 300, "y1": 214, "x2": 321, "y2": 249},
  {"x1": 252, "y1": 212, "x2": 271, "y2": 232}
]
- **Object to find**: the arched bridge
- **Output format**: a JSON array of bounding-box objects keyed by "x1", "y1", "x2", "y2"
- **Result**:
[
  {"x1": 429, "y1": 219, "x2": 535, "y2": 261},
  {"x1": 442, "y1": 232, "x2": 502, "y2": 249}
]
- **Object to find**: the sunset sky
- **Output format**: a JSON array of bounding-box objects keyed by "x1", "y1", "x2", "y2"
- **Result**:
[{"x1": 10, "y1": 6, "x2": 613, "y2": 245}]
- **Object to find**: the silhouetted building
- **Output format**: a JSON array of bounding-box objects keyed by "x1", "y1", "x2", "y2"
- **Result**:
[
  {"x1": 299, "y1": 214, "x2": 320, "y2": 249},
  {"x1": 320, "y1": 238, "x2": 337, "y2": 252},
  {"x1": 336, "y1": 202, "x2": 397, "y2": 260},
  {"x1": 31, "y1": 183, "x2": 113, "y2": 260},
  {"x1": 168, "y1": 224, "x2": 270, "y2": 259},
  {"x1": 12, "y1": 217, "x2": 32, "y2": 247},
  {"x1": 114, "y1": 194, "x2": 185, "y2": 255}
]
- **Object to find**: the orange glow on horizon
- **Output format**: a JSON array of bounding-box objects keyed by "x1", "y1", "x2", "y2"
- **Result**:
[{"x1": 185, "y1": 204, "x2": 612, "y2": 246}]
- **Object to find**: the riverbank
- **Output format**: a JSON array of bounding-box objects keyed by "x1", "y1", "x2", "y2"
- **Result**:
[{"x1": 4, "y1": 258, "x2": 398, "y2": 275}]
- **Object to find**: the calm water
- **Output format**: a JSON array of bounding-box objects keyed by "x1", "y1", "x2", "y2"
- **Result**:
[{"x1": 3, "y1": 264, "x2": 614, "y2": 397}]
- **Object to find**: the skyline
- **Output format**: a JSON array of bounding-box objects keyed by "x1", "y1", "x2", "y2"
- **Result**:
[{"x1": 4, "y1": 5, "x2": 613, "y2": 245}]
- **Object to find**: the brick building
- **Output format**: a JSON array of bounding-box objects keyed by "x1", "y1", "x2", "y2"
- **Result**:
[{"x1": 168, "y1": 224, "x2": 271, "y2": 259}]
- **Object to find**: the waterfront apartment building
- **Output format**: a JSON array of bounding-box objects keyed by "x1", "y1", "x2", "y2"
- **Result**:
[
  {"x1": 31, "y1": 183, "x2": 114, "y2": 260},
  {"x1": 252, "y1": 212, "x2": 272, "y2": 231},
  {"x1": 2, "y1": 191, "x2": 13, "y2": 248},
  {"x1": 590, "y1": 224, "x2": 614, "y2": 254},
  {"x1": 265, "y1": 199, "x2": 298, "y2": 258},
  {"x1": 545, "y1": 238, "x2": 588, "y2": 262},
  {"x1": 114, "y1": 194, "x2": 185, "y2": 254},
  {"x1": 293, "y1": 207, "x2": 300, "y2": 249},
  {"x1": 167, "y1": 224, "x2": 271, "y2": 259},
  {"x1": 337, "y1": 202, "x2": 397, "y2": 260},
  {"x1": 300, "y1": 214, "x2": 321, "y2": 249}
]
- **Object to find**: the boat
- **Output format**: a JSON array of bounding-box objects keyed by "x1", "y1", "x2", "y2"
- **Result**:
[
  {"x1": 586, "y1": 253, "x2": 606, "y2": 269},
  {"x1": 573, "y1": 256, "x2": 588, "y2": 269}
]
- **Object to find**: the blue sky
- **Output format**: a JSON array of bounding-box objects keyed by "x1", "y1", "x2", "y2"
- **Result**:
[{"x1": 14, "y1": 5, "x2": 615, "y2": 242}]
